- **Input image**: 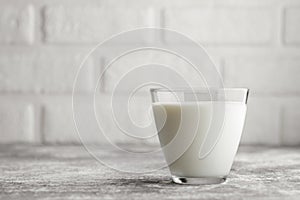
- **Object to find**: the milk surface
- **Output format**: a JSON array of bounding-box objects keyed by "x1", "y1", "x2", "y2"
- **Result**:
[{"x1": 152, "y1": 102, "x2": 247, "y2": 177}]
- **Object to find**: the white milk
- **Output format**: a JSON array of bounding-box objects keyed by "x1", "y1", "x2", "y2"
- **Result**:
[{"x1": 152, "y1": 102, "x2": 247, "y2": 177}]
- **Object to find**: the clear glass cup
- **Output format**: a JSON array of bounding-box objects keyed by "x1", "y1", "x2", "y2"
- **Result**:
[{"x1": 150, "y1": 88, "x2": 249, "y2": 185}]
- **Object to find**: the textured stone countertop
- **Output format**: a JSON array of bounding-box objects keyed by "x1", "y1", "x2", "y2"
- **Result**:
[{"x1": 0, "y1": 144, "x2": 300, "y2": 200}]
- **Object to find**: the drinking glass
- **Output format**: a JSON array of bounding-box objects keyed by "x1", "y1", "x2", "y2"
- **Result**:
[{"x1": 150, "y1": 88, "x2": 249, "y2": 184}]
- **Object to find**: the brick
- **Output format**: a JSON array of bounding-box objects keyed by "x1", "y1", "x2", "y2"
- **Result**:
[
  {"x1": 164, "y1": 7, "x2": 273, "y2": 44},
  {"x1": 43, "y1": 98, "x2": 105, "y2": 144},
  {"x1": 43, "y1": 95, "x2": 158, "y2": 144},
  {"x1": 282, "y1": 98, "x2": 300, "y2": 145},
  {"x1": 0, "y1": 5, "x2": 34, "y2": 44},
  {"x1": 224, "y1": 58, "x2": 300, "y2": 95},
  {"x1": 99, "y1": 94, "x2": 161, "y2": 144},
  {"x1": 284, "y1": 7, "x2": 300, "y2": 44},
  {"x1": 43, "y1": 6, "x2": 154, "y2": 43},
  {"x1": 101, "y1": 49, "x2": 222, "y2": 92},
  {"x1": 0, "y1": 52, "x2": 93, "y2": 93},
  {"x1": 0, "y1": 101, "x2": 35, "y2": 143},
  {"x1": 241, "y1": 97, "x2": 281, "y2": 145},
  {"x1": 43, "y1": 100, "x2": 80, "y2": 144}
]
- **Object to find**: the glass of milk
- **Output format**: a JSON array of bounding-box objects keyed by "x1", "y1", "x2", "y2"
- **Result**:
[{"x1": 150, "y1": 88, "x2": 249, "y2": 184}]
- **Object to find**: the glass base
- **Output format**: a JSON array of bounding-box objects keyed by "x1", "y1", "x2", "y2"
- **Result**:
[{"x1": 172, "y1": 176, "x2": 226, "y2": 185}]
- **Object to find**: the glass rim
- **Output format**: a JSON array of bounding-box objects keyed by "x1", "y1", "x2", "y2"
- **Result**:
[
  {"x1": 150, "y1": 87, "x2": 249, "y2": 104},
  {"x1": 150, "y1": 87, "x2": 249, "y2": 93}
]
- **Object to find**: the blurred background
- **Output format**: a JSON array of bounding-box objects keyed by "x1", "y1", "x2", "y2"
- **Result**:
[{"x1": 0, "y1": 0, "x2": 299, "y2": 146}]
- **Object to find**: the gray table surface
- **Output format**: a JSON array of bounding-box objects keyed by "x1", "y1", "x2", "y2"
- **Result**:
[{"x1": 0, "y1": 144, "x2": 300, "y2": 200}]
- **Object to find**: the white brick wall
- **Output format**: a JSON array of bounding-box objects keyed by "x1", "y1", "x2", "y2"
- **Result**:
[
  {"x1": 224, "y1": 58, "x2": 300, "y2": 95},
  {"x1": 43, "y1": 5, "x2": 155, "y2": 43},
  {"x1": 0, "y1": 51, "x2": 93, "y2": 93},
  {"x1": 42, "y1": 99, "x2": 81, "y2": 144},
  {"x1": 284, "y1": 7, "x2": 300, "y2": 44},
  {"x1": 0, "y1": 5, "x2": 34, "y2": 44},
  {"x1": 0, "y1": 101, "x2": 35, "y2": 143},
  {"x1": 164, "y1": 7, "x2": 274, "y2": 44},
  {"x1": 241, "y1": 97, "x2": 281, "y2": 145},
  {"x1": 0, "y1": 0, "x2": 300, "y2": 146},
  {"x1": 282, "y1": 98, "x2": 300, "y2": 145},
  {"x1": 100, "y1": 49, "x2": 222, "y2": 92},
  {"x1": 42, "y1": 94, "x2": 158, "y2": 144}
]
